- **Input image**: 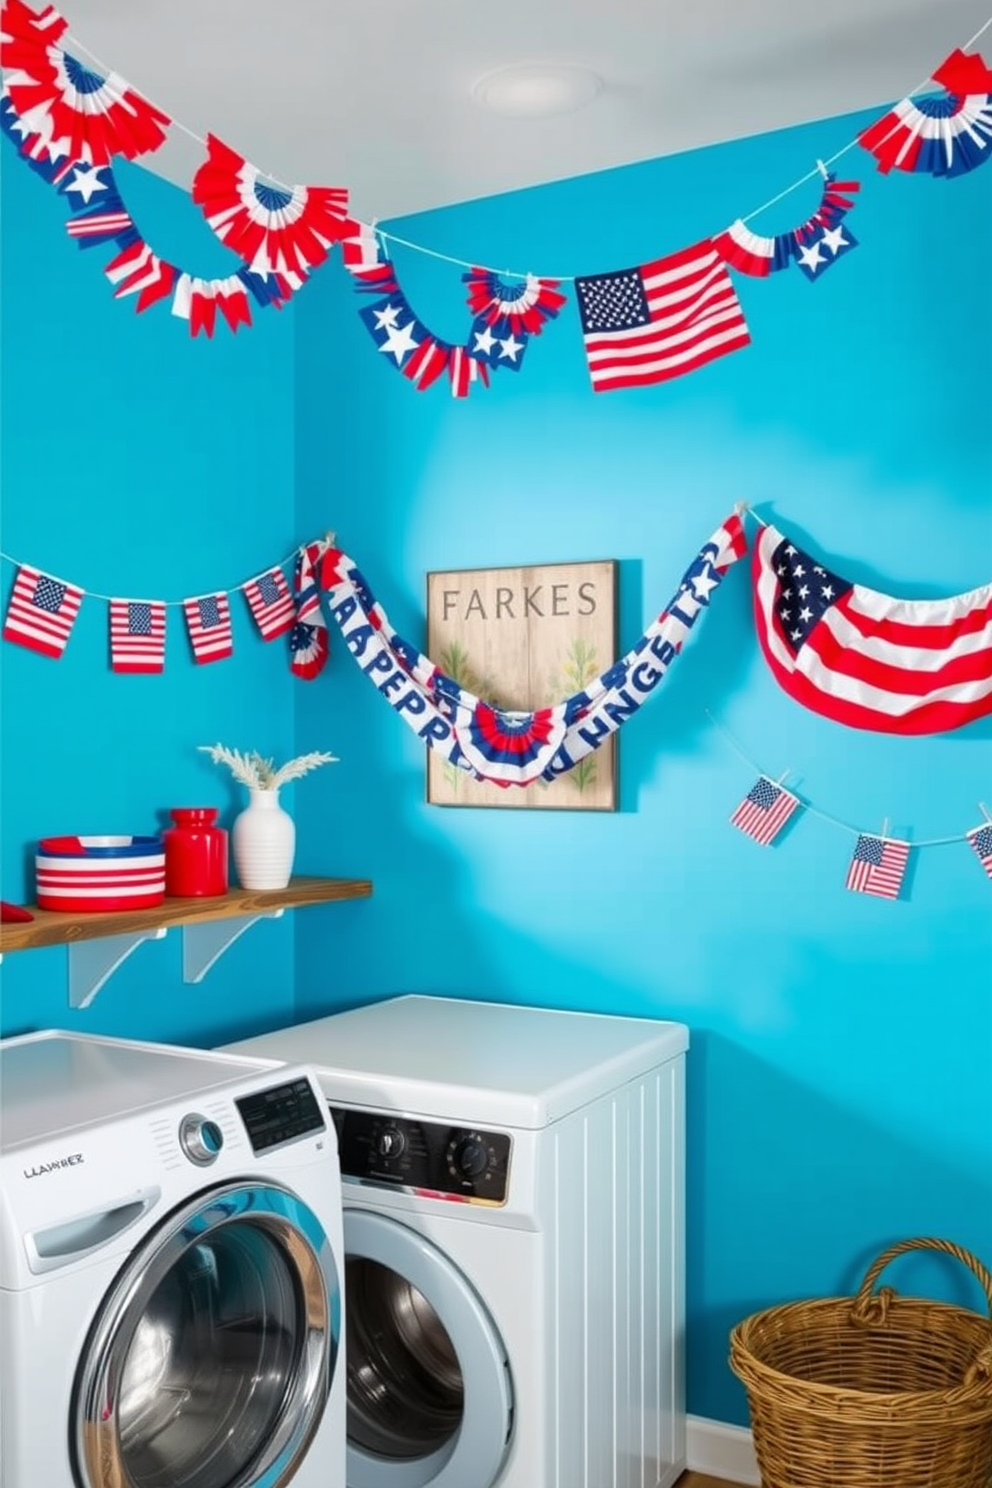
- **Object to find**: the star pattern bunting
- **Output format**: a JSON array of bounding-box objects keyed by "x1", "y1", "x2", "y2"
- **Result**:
[
  {"x1": 753, "y1": 524, "x2": 992, "y2": 734},
  {"x1": 3, "y1": 563, "x2": 83, "y2": 656},
  {"x1": 712, "y1": 172, "x2": 860, "y2": 279},
  {"x1": 845, "y1": 833, "x2": 910, "y2": 899},
  {"x1": 730, "y1": 775, "x2": 800, "y2": 846}
]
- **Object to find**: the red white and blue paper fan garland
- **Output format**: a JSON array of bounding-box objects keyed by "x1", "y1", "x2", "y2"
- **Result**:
[
  {"x1": 462, "y1": 268, "x2": 566, "y2": 370},
  {"x1": 712, "y1": 172, "x2": 860, "y2": 281},
  {"x1": 289, "y1": 541, "x2": 329, "y2": 681},
  {"x1": 0, "y1": 0, "x2": 170, "y2": 166},
  {"x1": 191, "y1": 134, "x2": 352, "y2": 286},
  {"x1": 344, "y1": 224, "x2": 565, "y2": 395},
  {"x1": 859, "y1": 48, "x2": 992, "y2": 178},
  {"x1": 1, "y1": 104, "x2": 297, "y2": 335}
]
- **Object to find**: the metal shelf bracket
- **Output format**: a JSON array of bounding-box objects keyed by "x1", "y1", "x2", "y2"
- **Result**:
[
  {"x1": 182, "y1": 909, "x2": 285, "y2": 985},
  {"x1": 68, "y1": 927, "x2": 169, "y2": 1010}
]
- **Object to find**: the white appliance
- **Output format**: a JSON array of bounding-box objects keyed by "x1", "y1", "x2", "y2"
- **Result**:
[
  {"x1": 0, "y1": 1029, "x2": 347, "y2": 1488},
  {"x1": 222, "y1": 995, "x2": 687, "y2": 1488}
]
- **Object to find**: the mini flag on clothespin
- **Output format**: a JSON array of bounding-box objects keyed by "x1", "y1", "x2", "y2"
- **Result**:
[
  {"x1": 729, "y1": 775, "x2": 800, "y2": 845},
  {"x1": 242, "y1": 566, "x2": 296, "y2": 640},
  {"x1": 3, "y1": 564, "x2": 83, "y2": 657},
  {"x1": 845, "y1": 827, "x2": 910, "y2": 899},
  {"x1": 109, "y1": 598, "x2": 166, "y2": 674},
  {"x1": 967, "y1": 806, "x2": 992, "y2": 881},
  {"x1": 183, "y1": 592, "x2": 233, "y2": 664}
]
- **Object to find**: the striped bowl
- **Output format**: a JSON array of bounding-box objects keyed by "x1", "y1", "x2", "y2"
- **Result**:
[{"x1": 36, "y1": 835, "x2": 166, "y2": 912}]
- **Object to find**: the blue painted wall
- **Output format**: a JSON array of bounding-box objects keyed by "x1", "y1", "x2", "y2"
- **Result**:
[
  {"x1": 0, "y1": 157, "x2": 306, "y2": 1046},
  {"x1": 294, "y1": 108, "x2": 992, "y2": 1424},
  {"x1": 2, "y1": 99, "x2": 989, "y2": 1429}
]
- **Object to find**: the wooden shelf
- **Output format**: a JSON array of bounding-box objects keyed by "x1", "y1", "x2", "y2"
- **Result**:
[
  {"x1": 0, "y1": 875, "x2": 372, "y2": 1008},
  {"x1": 0, "y1": 875, "x2": 372, "y2": 954}
]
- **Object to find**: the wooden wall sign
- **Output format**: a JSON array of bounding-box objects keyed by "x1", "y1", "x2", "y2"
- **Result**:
[{"x1": 426, "y1": 559, "x2": 618, "y2": 810}]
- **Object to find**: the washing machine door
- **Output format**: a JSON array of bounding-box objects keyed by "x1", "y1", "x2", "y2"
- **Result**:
[
  {"x1": 344, "y1": 1209, "x2": 513, "y2": 1488},
  {"x1": 72, "y1": 1179, "x2": 341, "y2": 1488}
]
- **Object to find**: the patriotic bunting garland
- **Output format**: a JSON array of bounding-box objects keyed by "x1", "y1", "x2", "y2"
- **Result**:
[
  {"x1": 751, "y1": 522, "x2": 992, "y2": 735},
  {"x1": 315, "y1": 512, "x2": 747, "y2": 785},
  {"x1": 858, "y1": 48, "x2": 992, "y2": 178},
  {"x1": 191, "y1": 133, "x2": 351, "y2": 286},
  {"x1": 2, "y1": 563, "x2": 82, "y2": 656},
  {"x1": 0, "y1": 0, "x2": 170, "y2": 167},
  {"x1": 343, "y1": 231, "x2": 566, "y2": 396},
  {"x1": 289, "y1": 541, "x2": 330, "y2": 680},
  {"x1": 711, "y1": 172, "x2": 860, "y2": 279},
  {"x1": 183, "y1": 591, "x2": 233, "y2": 664},
  {"x1": 1, "y1": 0, "x2": 989, "y2": 363},
  {"x1": 730, "y1": 775, "x2": 800, "y2": 845}
]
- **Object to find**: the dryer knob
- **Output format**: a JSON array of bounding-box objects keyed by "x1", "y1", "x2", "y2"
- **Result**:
[
  {"x1": 180, "y1": 1114, "x2": 224, "y2": 1166},
  {"x1": 451, "y1": 1135, "x2": 489, "y2": 1179}
]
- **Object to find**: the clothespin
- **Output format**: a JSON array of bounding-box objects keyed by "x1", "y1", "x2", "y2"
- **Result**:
[
  {"x1": 880, "y1": 817, "x2": 890, "y2": 840},
  {"x1": 979, "y1": 801, "x2": 992, "y2": 824},
  {"x1": 816, "y1": 159, "x2": 829, "y2": 180},
  {"x1": 734, "y1": 499, "x2": 749, "y2": 517},
  {"x1": 775, "y1": 769, "x2": 791, "y2": 787}
]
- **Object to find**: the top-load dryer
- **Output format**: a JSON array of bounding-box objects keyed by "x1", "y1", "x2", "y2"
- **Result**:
[
  {"x1": 0, "y1": 1028, "x2": 346, "y2": 1488},
  {"x1": 222, "y1": 994, "x2": 688, "y2": 1488}
]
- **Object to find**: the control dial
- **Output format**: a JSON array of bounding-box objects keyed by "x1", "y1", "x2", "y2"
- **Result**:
[
  {"x1": 179, "y1": 1113, "x2": 224, "y2": 1167},
  {"x1": 375, "y1": 1126, "x2": 406, "y2": 1160},
  {"x1": 449, "y1": 1134, "x2": 489, "y2": 1180}
]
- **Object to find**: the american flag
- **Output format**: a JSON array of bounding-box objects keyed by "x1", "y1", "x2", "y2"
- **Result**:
[
  {"x1": 242, "y1": 567, "x2": 296, "y2": 640},
  {"x1": 183, "y1": 591, "x2": 233, "y2": 664},
  {"x1": 967, "y1": 824, "x2": 992, "y2": 882},
  {"x1": 730, "y1": 775, "x2": 800, "y2": 846},
  {"x1": 574, "y1": 240, "x2": 751, "y2": 393},
  {"x1": 845, "y1": 834, "x2": 910, "y2": 899},
  {"x1": 110, "y1": 598, "x2": 166, "y2": 673},
  {"x1": 752, "y1": 524, "x2": 992, "y2": 734},
  {"x1": 3, "y1": 564, "x2": 83, "y2": 658}
]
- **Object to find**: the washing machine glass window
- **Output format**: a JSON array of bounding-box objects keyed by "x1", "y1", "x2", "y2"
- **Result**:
[
  {"x1": 344, "y1": 1210, "x2": 513, "y2": 1488},
  {"x1": 72, "y1": 1180, "x2": 341, "y2": 1488}
]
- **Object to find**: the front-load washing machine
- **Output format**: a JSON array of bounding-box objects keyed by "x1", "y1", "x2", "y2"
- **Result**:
[
  {"x1": 222, "y1": 995, "x2": 687, "y2": 1488},
  {"x1": 0, "y1": 1028, "x2": 346, "y2": 1488}
]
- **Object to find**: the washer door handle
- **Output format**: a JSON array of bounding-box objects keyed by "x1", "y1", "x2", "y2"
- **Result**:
[{"x1": 26, "y1": 1187, "x2": 161, "y2": 1274}]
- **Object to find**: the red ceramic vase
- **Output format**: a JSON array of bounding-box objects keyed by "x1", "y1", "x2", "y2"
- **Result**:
[{"x1": 164, "y1": 808, "x2": 229, "y2": 897}]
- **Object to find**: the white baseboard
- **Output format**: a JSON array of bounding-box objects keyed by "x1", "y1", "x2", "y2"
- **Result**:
[{"x1": 686, "y1": 1414, "x2": 760, "y2": 1485}]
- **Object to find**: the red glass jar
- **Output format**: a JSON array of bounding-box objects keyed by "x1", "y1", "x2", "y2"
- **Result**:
[{"x1": 164, "y1": 808, "x2": 228, "y2": 897}]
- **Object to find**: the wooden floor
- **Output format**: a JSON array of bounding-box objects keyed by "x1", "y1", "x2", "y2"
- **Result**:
[{"x1": 678, "y1": 1473, "x2": 743, "y2": 1488}]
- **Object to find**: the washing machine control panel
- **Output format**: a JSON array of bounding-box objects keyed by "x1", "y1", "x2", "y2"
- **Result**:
[
  {"x1": 235, "y1": 1077, "x2": 327, "y2": 1153},
  {"x1": 330, "y1": 1107, "x2": 512, "y2": 1205}
]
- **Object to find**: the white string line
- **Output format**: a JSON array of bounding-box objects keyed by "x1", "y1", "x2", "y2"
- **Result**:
[
  {"x1": 705, "y1": 709, "x2": 979, "y2": 847},
  {"x1": 0, "y1": 545, "x2": 302, "y2": 605},
  {"x1": 61, "y1": 13, "x2": 992, "y2": 283}
]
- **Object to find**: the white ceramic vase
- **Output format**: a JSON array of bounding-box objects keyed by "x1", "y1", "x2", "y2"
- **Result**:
[{"x1": 232, "y1": 788, "x2": 295, "y2": 890}]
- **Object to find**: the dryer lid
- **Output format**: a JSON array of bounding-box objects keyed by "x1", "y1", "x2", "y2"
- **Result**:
[{"x1": 221, "y1": 995, "x2": 688, "y2": 1128}]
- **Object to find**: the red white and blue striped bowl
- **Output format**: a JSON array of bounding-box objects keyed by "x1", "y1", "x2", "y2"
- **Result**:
[{"x1": 36, "y1": 835, "x2": 166, "y2": 912}]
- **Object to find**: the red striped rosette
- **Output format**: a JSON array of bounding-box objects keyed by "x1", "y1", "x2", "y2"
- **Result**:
[{"x1": 35, "y1": 834, "x2": 165, "y2": 911}]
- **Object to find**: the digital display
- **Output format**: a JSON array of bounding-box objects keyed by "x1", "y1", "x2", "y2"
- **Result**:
[{"x1": 236, "y1": 1078, "x2": 326, "y2": 1153}]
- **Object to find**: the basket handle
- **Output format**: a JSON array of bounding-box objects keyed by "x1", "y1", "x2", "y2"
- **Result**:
[{"x1": 851, "y1": 1237, "x2": 992, "y2": 1326}]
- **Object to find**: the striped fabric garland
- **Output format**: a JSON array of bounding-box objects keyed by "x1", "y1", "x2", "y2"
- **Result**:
[{"x1": 316, "y1": 512, "x2": 747, "y2": 787}]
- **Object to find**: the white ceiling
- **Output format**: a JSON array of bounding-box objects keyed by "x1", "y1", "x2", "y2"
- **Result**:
[{"x1": 63, "y1": 0, "x2": 991, "y2": 221}]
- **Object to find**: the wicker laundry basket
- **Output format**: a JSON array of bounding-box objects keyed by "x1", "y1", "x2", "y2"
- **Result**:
[{"x1": 730, "y1": 1238, "x2": 992, "y2": 1488}]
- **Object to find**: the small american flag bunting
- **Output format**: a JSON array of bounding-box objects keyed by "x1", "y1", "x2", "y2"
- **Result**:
[
  {"x1": 183, "y1": 591, "x2": 233, "y2": 664},
  {"x1": 242, "y1": 567, "x2": 296, "y2": 640},
  {"x1": 967, "y1": 822, "x2": 992, "y2": 882},
  {"x1": 110, "y1": 598, "x2": 167, "y2": 674},
  {"x1": 3, "y1": 564, "x2": 83, "y2": 658},
  {"x1": 730, "y1": 775, "x2": 800, "y2": 846},
  {"x1": 845, "y1": 833, "x2": 910, "y2": 900}
]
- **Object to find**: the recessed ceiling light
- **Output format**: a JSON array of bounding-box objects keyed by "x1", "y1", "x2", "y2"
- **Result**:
[{"x1": 472, "y1": 63, "x2": 603, "y2": 118}]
